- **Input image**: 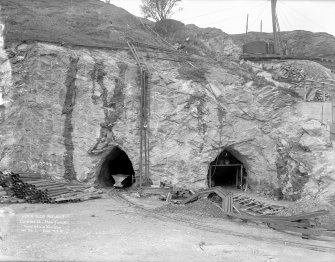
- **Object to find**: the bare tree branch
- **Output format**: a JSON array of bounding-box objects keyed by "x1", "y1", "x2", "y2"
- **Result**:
[{"x1": 140, "y1": 0, "x2": 182, "y2": 22}]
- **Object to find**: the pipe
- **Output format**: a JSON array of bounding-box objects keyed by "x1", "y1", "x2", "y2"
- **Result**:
[
  {"x1": 35, "y1": 184, "x2": 66, "y2": 189},
  {"x1": 45, "y1": 189, "x2": 70, "y2": 194},
  {"x1": 47, "y1": 191, "x2": 71, "y2": 197},
  {"x1": 33, "y1": 184, "x2": 66, "y2": 189},
  {"x1": 28, "y1": 181, "x2": 65, "y2": 185}
]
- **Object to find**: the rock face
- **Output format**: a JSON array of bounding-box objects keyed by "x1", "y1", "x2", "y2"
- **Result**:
[
  {"x1": 1, "y1": 38, "x2": 335, "y2": 204},
  {"x1": 154, "y1": 19, "x2": 241, "y2": 59}
]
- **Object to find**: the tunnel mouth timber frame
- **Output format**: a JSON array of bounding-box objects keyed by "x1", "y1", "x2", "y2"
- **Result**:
[{"x1": 208, "y1": 149, "x2": 246, "y2": 189}]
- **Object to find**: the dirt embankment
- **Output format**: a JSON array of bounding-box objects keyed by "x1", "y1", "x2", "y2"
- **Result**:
[{"x1": 0, "y1": 0, "x2": 157, "y2": 48}]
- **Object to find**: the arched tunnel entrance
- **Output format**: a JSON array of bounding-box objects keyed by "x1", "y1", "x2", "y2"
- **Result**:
[
  {"x1": 207, "y1": 149, "x2": 246, "y2": 189},
  {"x1": 97, "y1": 147, "x2": 135, "y2": 188}
]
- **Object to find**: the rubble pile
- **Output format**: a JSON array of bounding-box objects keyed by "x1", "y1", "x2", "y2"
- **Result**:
[
  {"x1": 277, "y1": 60, "x2": 334, "y2": 81},
  {"x1": 279, "y1": 64, "x2": 307, "y2": 82},
  {"x1": 155, "y1": 198, "x2": 225, "y2": 218}
]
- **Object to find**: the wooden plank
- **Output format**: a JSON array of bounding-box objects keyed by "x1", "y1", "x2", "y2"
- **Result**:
[
  {"x1": 257, "y1": 210, "x2": 329, "y2": 221},
  {"x1": 267, "y1": 220, "x2": 311, "y2": 228},
  {"x1": 232, "y1": 204, "x2": 241, "y2": 214},
  {"x1": 233, "y1": 195, "x2": 249, "y2": 201},
  {"x1": 228, "y1": 196, "x2": 233, "y2": 213},
  {"x1": 214, "y1": 187, "x2": 229, "y2": 196},
  {"x1": 235, "y1": 199, "x2": 250, "y2": 205},
  {"x1": 182, "y1": 192, "x2": 200, "y2": 204},
  {"x1": 225, "y1": 212, "x2": 277, "y2": 222},
  {"x1": 224, "y1": 210, "x2": 329, "y2": 223},
  {"x1": 182, "y1": 188, "x2": 216, "y2": 204},
  {"x1": 253, "y1": 204, "x2": 272, "y2": 212},
  {"x1": 245, "y1": 203, "x2": 264, "y2": 210},
  {"x1": 244, "y1": 201, "x2": 261, "y2": 207},
  {"x1": 213, "y1": 188, "x2": 228, "y2": 199},
  {"x1": 237, "y1": 199, "x2": 255, "y2": 205},
  {"x1": 166, "y1": 192, "x2": 172, "y2": 203},
  {"x1": 223, "y1": 195, "x2": 233, "y2": 213},
  {"x1": 268, "y1": 223, "x2": 335, "y2": 238}
]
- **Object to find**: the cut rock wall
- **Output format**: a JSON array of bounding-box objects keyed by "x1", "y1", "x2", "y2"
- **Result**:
[{"x1": 0, "y1": 42, "x2": 334, "y2": 203}]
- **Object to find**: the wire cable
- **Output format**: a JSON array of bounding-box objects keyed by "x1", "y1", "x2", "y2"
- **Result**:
[
  {"x1": 180, "y1": 4, "x2": 251, "y2": 22},
  {"x1": 248, "y1": 1, "x2": 268, "y2": 32},
  {"x1": 276, "y1": 1, "x2": 293, "y2": 32},
  {"x1": 199, "y1": 0, "x2": 267, "y2": 31},
  {"x1": 280, "y1": 1, "x2": 331, "y2": 33}
]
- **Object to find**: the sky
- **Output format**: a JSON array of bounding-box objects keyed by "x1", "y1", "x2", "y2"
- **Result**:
[{"x1": 107, "y1": 0, "x2": 335, "y2": 36}]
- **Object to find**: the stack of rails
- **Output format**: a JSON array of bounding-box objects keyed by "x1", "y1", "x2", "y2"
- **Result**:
[{"x1": 8, "y1": 173, "x2": 98, "y2": 203}]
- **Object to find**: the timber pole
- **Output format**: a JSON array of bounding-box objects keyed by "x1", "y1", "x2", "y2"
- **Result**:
[{"x1": 271, "y1": 0, "x2": 281, "y2": 54}]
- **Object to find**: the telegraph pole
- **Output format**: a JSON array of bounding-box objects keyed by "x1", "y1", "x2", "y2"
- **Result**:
[
  {"x1": 260, "y1": 20, "x2": 262, "y2": 33},
  {"x1": 271, "y1": 0, "x2": 282, "y2": 54}
]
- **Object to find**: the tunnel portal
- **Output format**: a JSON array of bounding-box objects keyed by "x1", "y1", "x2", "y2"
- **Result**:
[
  {"x1": 207, "y1": 149, "x2": 246, "y2": 189},
  {"x1": 97, "y1": 147, "x2": 135, "y2": 188}
]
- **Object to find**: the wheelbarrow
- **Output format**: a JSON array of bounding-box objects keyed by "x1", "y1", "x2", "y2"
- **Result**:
[{"x1": 111, "y1": 174, "x2": 132, "y2": 188}]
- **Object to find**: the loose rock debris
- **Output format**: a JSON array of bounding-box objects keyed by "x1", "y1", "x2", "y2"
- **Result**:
[
  {"x1": 155, "y1": 198, "x2": 226, "y2": 219},
  {"x1": 176, "y1": 187, "x2": 335, "y2": 240},
  {"x1": 137, "y1": 186, "x2": 193, "y2": 203}
]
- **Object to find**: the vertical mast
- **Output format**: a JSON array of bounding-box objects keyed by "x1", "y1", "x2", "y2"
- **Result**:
[
  {"x1": 246, "y1": 14, "x2": 249, "y2": 35},
  {"x1": 244, "y1": 13, "x2": 249, "y2": 43},
  {"x1": 271, "y1": 0, "x2": 281, "y2": 54}
]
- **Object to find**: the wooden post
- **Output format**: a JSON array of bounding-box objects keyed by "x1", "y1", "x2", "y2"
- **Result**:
[
  {"x1": 304, "y1": 85, "x2": 307, "y2": 101},
  {"x1": 260, "y1": 20, "x2": 263, "y2": 32},
  {"x1": 244, "y1": 14, "x2": 249, "y2": 43},
  {"x1": 235, "y1": 168, "x2": 238, "y2": 188},
  {"x1": 330, "y1": 93, "x2": 335, "y2": 141},
  {"x1": 240, "y1": 165, "x2": 243, "y2": 189},
  {"x1": 271, "y1": 0, "x2": 281, "y2": 54}
]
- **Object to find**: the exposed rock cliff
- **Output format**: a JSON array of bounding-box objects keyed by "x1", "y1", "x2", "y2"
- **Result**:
[
  {"x1": 0, "y1": 0, "x2": 335, "y2": 205},
  {"x1": 0, "y1": 39, "x2": 334, "y2": 203}
]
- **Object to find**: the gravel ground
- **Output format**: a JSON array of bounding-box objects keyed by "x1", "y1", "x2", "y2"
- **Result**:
[
  {"x1": 154, "y1": 198, "x2": 225, "y2": 218},
  {"x1": 277, "y1": 197, "x2": 335, "y2": 229}
]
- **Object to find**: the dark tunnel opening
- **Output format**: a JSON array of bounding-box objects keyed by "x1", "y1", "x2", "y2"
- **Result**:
[
  {"x1": 207, "y1": 149, "x2": 246, "y2": 189},
  {"x1": 97, "y1": 147, "x2": 135, "y2": 188}
]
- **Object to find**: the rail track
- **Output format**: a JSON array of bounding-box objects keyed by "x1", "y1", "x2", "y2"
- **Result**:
[{"x1": 113, "y1": 190, "x2": 335, "y2": 254}]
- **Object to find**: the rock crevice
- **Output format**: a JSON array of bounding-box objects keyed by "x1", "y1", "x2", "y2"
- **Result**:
[{"x1": 62, "y1": 57, "x2": 79, "y2": 181}]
